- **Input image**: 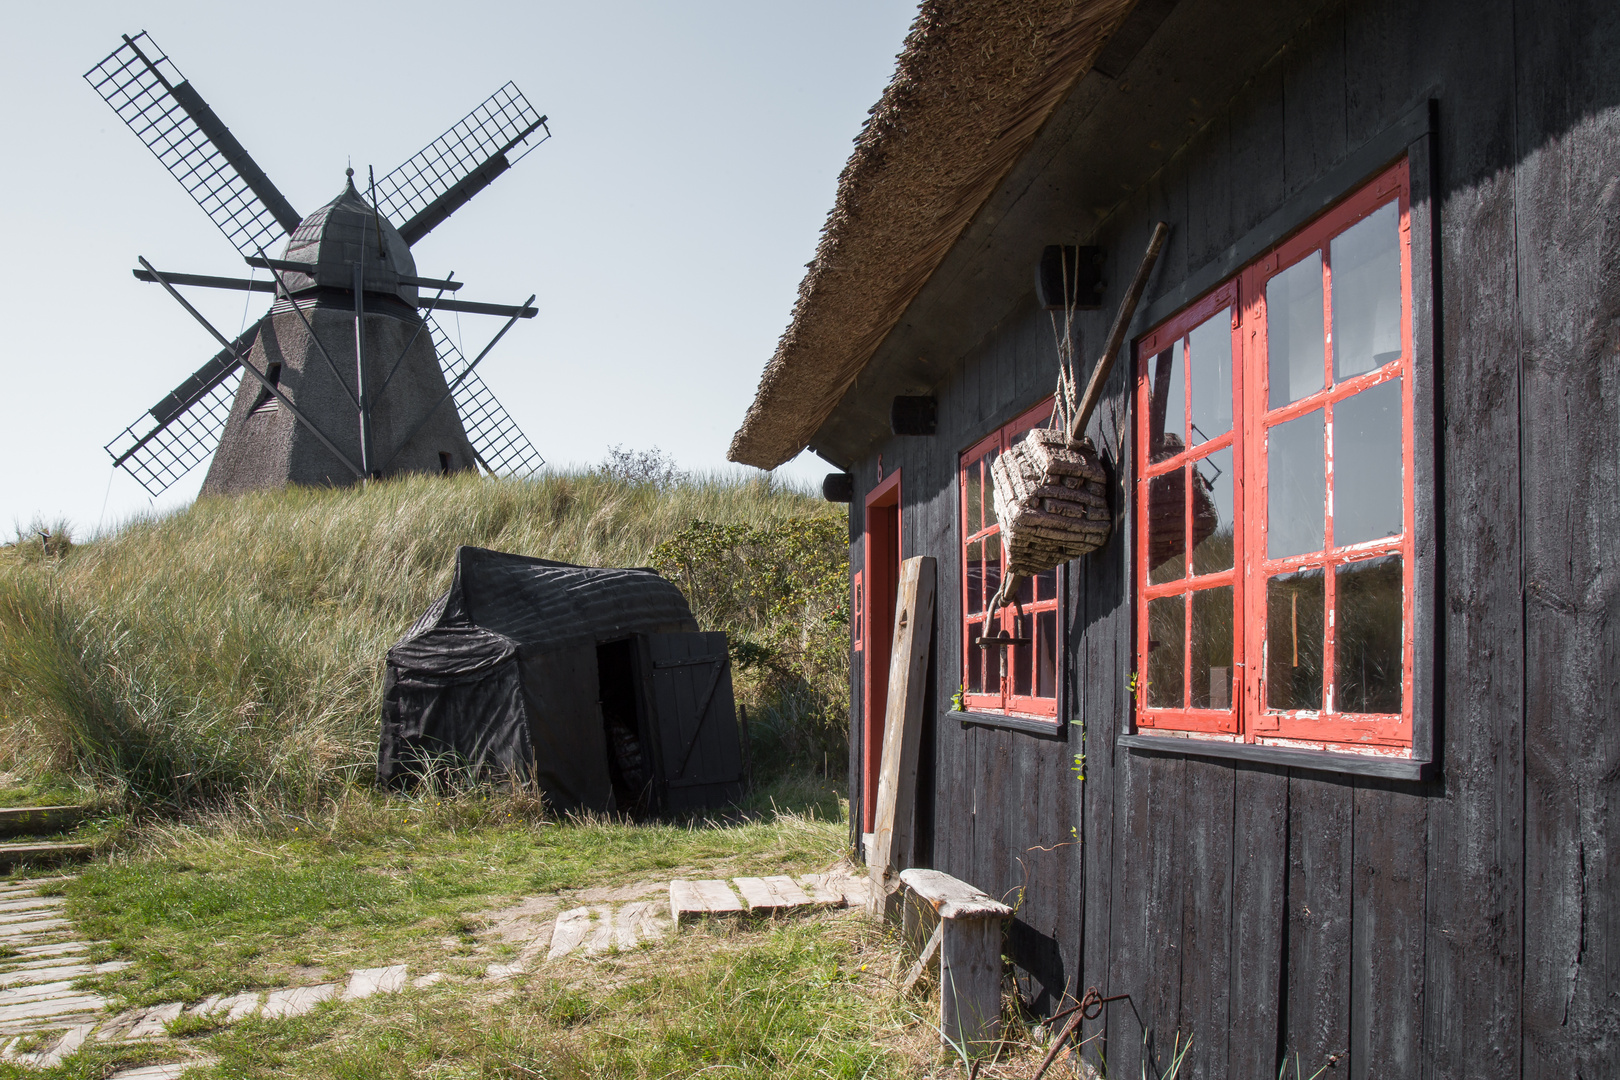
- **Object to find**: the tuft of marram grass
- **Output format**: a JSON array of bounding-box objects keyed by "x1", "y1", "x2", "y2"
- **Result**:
[{"x1": 0, "y1": 470, "x2": 843, "y2": 815}]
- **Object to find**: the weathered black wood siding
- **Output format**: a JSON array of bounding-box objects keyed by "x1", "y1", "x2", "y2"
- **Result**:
[{"x1": 839, "y1": 0, "x2": 1620, "y2": 1076}]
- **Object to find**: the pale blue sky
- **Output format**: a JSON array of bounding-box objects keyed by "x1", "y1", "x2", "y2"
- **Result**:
[{"x1": 1, "y1": 1, "x2": 919, "y2": 536}]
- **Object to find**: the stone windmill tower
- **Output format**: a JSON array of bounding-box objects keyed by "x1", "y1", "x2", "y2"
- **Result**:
[{"x1": 87, "y1": 32, "x2": 548, "y2": 498}]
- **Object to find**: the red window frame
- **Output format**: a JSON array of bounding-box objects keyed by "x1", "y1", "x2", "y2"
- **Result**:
[
  {"x1": 852, "y1": 570, "x2": 864, "y2": 653},
  {"x1": 1134, "y1": 158, "x2": 1415, "y2": 754},
  {"x1": 960, "y1": 399, "x2": 1062, "y2": 719}
]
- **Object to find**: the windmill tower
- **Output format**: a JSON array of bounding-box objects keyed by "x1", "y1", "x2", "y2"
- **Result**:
[{"x1": 86, "y1": 32, "x2": 549, "y2": 498}]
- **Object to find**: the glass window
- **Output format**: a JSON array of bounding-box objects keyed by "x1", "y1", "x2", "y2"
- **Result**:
[
  {"x1": 1136, "y1": 158, "x2": 1414, "y2": 753},
  {"x1": 960, "y1": 399, "x2": 1062, "y2": 719}
]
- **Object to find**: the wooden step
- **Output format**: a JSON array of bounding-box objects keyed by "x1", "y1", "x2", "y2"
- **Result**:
[
  {"x1": 0, "y1": 808, "x2": 86, "y2": 837},
  {"x1": 0, "y1": 844, "x2": 92, "y2": 868}
]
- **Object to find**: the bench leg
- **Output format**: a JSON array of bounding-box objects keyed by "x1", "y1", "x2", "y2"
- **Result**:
[{"x1": 939, "y1": 917, "x2": 1002, "y2": 1056}]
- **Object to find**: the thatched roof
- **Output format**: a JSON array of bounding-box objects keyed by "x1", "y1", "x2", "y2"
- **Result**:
[{"x1": 728, "y1": 0, "x2": 1140, "y2": 470}]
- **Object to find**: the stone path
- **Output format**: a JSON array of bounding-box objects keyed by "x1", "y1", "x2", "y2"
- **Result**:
[
  {"x1": 0, "y1": 868, "x2": 874, "y2": 1073},
  {"x1": 483, "y1": 869, "x2": 871, "y2": 980},
  {"x1": 0, "y1": 876, "x2": 436, "y2": 1074}
]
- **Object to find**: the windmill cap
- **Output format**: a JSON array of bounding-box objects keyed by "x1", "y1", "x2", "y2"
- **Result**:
[{"x1": 274, "y1": 174, "x2": 420, "y2": 307}]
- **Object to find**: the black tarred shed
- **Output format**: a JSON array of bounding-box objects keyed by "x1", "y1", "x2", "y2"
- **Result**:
[{"x1": 377, "y1": 546, "x2": 745, "y2": 814}]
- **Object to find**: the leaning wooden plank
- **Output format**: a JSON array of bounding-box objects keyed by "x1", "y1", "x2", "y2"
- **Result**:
[
  {"x1": 733, "y1": 876, "x2": 813, "y2": 913},
  {"x1": 867, "y1": 556, "x2": 937, "y2": 900},
  {"x1": 901, "y1": 920, "x2": 944, "y2": 996},
  {"x1": 0, "y1": 808, "x2": 85, "y2": 837}
]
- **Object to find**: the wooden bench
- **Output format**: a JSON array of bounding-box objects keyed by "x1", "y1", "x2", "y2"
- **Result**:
[{"x1": 898, "y1": 868, "x2": 1013, "y2": 1055}]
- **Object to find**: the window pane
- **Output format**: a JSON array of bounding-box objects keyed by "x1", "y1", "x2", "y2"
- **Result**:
[
  {"x1": 1189, "y1": 585, "x2": 1233, "y2": 710},
  {"x1": 1014, "y1": 613, "x2": 1033, "y2": 698},
  {"x1": 1266, "y1": 568, "x2": 1325, "y2": 711},
  {"x1": 1189, "y1": 309, "x2": 1233, "y2": 443},
  {"x1": 1037, "y1": 610, "x2": 1058, "y2": 698},
  {"x1": 1017, "y1": 573, "x2": 1034, "y2": 606},
  {"x1": 1336, "y1": 555, "x2": 1404, "y2": 714},
  {"x1": 1148, "y1": 342, "x2": 1185, "y2": 453},
  {"x1": 967, "y1": 620, "x2": 985, "y2": 694},
  {"x1": 1148, "y1": 465, "x2": 1187, "y2": 584},
  {"x1": 1333, "y1": 379, "x2": 1404, "y2": 547},
  {"x1": 981, "y1": 452, "x2": 1000, "y2": 526},
  {"x1": 1332, "y1": 202, "x2": 1403, "y2": 380},
  {"x1": 1191, "y1": 446, "x2": 1234, "y2": 575},
  {"x1": 966, "y1": 460, "x2": 983, "y2": 534},
  {"x1": 985, "y1": 530, "x2": 1002, "y2": 602},
  {"x1": 1035, "y1": 567, "x2": 1057, "y2": 601},
  {"x1": 1268, "y1": 409, "x2": 1326, "y2": 559},
  {"x1": 966, "y1": 540, "x2": 984, "y2": 615},
  {"x1": 1146, "y1": 595, "x2": 1185, "y2": 709},
  {"x1": 1267, "y1": 252, "x2": 1326, "y2": 408}
]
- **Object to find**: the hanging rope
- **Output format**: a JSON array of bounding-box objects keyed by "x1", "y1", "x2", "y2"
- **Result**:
[{"x1": 982, "y1": 225, "x2": 1170, "y2": 630}]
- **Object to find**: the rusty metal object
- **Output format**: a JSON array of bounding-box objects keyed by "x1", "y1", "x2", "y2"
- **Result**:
[{"x1": 1031, "y1": 986, "x2": 1134, "y2": 1080}]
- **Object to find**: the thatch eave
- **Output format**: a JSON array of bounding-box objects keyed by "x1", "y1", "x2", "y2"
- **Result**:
[{"x1": 728, "y1": 0, "x2": 1141, "y2": 471}]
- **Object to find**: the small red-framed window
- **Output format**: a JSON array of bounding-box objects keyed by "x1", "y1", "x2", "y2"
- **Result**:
[
  {"x1": 961, "y1": 399, "x2": 1061, "y2": 718},
  {"x1": 1135, "y1": 158, "x2": 1415, "y2": 754}
]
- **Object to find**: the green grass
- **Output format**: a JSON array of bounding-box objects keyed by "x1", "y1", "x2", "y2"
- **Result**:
[
  {"x1": 0, "y1": 470, "x2": 845, "y2": 813},
  {"x1": 173, "y1": 916, "x2": 910, "y2": 1080},
  {"x1": 0, "y1": 471, "x2": 891, "y2": 1078},
  {"x1": 62, "y1": 773, "x2": 850, "y2": 1009},
  {"x1": 0, "y1": 778, "x2": 903, "y2": 1080}
]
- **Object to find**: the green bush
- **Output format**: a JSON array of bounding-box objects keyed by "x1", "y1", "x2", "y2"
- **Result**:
[{"x1": 651, "y1": 516, "x2": 850, "y2": 771}]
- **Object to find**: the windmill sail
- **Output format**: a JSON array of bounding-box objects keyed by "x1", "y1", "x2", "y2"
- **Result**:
[
  {"x1": 104, "y1": 321, "x2": 263, "y2": 497},
  {"x1": 374, "y1": 83, "x2": 549, "y2": 244},
  {"x1": 425, "y1": 316, "x2": 545, "y2": 476},
  {"x1": 85, "y1": 32, "x2": 299, "y2": 259}
]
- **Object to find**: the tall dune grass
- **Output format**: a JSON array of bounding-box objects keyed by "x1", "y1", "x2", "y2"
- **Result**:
[{"x1": 0, "y1": 471, "x2": 846, "y2": 813}]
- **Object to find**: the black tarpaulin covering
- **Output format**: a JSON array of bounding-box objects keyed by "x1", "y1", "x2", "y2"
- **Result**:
[{"x1": 377, "y1": 546, "x2": 697, "y2": 810}]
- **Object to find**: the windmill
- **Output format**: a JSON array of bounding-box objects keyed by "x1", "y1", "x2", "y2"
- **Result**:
[{"x1": 86, "y1": 31, "x2": 550, "y2": 497}]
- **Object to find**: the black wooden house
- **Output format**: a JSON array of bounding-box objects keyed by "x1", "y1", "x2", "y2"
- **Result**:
[{"x1": 731, "y1": 0, "x2": 1619, "y2": 1075}]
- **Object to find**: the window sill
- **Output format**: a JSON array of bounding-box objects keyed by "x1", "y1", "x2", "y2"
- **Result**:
[
  {"x1": 953, "y1": 709, "x2": 1066, "y2": 738},
  {"x1": 1119, "y1": 733, "x2": 1432, "y2": 781}
]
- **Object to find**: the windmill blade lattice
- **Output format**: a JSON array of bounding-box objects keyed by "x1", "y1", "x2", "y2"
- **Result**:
[
  {"x1": 85, "y1": 32, "x2": 300, "y2": 259},
  {"x1": 426, "y1": 315, "x2": 545, "y2": 476},
  {"x1": 375, "y1": 83, "x2": 548, "y2": 243},
  {"x1": 103, "y1": 322, "x2": 262, "y2": 497}
]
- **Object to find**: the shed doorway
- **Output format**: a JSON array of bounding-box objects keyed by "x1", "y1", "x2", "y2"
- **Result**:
[
  {"x1": 595, "y1": 631, "x2": 747, "y2": 816},
  {"x1": 597, "y1": 638, "x2": 648, "y2": 810},
  {"x1": 862, "y1": 470, "x2": 902, "y2": 842}
]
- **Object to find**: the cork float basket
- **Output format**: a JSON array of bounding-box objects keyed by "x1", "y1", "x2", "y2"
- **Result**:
[{"x1": 986, "y1": 222, "x2": 1170, "y2": 625}]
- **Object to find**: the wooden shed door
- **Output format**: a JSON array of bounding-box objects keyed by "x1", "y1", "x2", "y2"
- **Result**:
[{"x1": 637, "y1": 631, "x2": 744, "y2": 813}]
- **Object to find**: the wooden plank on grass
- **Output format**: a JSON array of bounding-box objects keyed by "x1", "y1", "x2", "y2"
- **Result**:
[
  {"x1": 0, "y1": 844, "x2": 90, "y2": 868},
  {"x1": 669, "y1": 879, "x2": 743, "y2": 924},
  {"x1": 733, "y1": 876, "x2": 813, "y2": 913},
  {"x1": 0, "y1": 808, "x2": 85, "y2": 837},
  {"x1": 867, "y1": 556, "x2": 936, "y2": 898}
]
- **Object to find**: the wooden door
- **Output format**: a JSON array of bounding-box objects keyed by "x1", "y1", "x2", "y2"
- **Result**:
[{"x1": 636, "y1": 631, "x2": 745, "y2": 813}]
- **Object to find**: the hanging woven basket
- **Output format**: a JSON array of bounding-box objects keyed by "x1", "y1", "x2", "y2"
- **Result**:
[{"x1": 990, "y1": 428, "x2": 1111, "y2": 576}]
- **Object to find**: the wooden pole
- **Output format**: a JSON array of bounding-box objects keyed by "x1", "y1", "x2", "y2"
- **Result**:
[{"x1": 1067, "y1": 221, "x2": 1170, "y2": 444}]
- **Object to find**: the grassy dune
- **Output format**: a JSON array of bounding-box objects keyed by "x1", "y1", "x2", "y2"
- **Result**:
[{"x1": 0, "y1": 470, "x2": 846, "y2": 813}]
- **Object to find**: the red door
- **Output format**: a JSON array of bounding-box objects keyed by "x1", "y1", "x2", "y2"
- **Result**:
[{"x1": 861, "y1": 470, "x2": 901, "y2": 834}]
